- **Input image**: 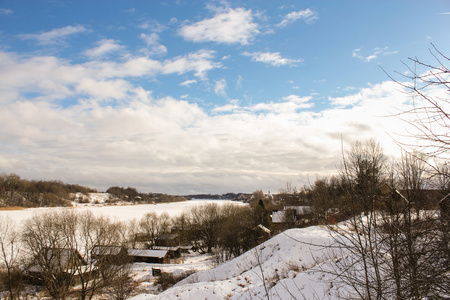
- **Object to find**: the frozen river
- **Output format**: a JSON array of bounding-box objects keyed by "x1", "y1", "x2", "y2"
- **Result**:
[{"x1": 0, "y1": 199, "x2": 247, "y2": 226}]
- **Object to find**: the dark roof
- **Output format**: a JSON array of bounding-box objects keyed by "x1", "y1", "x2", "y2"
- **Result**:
[{"x1": 92, "y1": 245, "x2": 123, "y2": 256}]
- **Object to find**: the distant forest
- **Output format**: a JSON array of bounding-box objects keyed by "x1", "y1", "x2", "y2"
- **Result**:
[{"x1": 0, "y1": 173, "x2": 186, "y2": 208}]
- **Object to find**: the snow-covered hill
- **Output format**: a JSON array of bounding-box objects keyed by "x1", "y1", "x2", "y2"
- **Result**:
[{"x1": 131, "y1": 225, "x2": 349, "y2": 300}]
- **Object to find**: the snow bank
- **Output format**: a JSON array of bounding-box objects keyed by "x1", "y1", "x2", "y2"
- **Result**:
[{"x1": 130, "y1": 225, "x2": 345, "y2": 300}]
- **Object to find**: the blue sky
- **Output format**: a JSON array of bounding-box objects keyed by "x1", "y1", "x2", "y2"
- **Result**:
[{"x1": 0, "y1": 1, "x2": 449, "y2": 194}]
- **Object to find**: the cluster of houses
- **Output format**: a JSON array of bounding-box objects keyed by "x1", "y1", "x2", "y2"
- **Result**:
[
  {"x1": 25, "y1": 244, "x2": 194, "y2": 285},
  {"x1": 95, "y1": 244, "x2": 195, "y2": 264}
]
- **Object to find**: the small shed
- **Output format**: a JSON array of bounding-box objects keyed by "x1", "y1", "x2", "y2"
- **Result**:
[{"x1": 127, "y1": 249, "x2": 170, "y2": 264}]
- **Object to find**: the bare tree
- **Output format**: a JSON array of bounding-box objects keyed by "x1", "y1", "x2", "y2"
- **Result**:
[
  {"x1": 75, "y1": 212, "x2": 130, "y2": 300},
  {"x1": 126, "y1": 219, "x2": 140, "y2": 249},
  {"x1": 0, "y1": 217, "x2": 24, "y2": 300},
  {"x1": 341, "y1": 139, "x2": 387, "y2": 215},
  {"x1": 22, "y1": 210, "x2": 79, "y2": 300},
  {"x1": 21, "y1": 210, "x2": 132, "y2": 300},
  {"x1": 218, "y1": 204, "x2": 257, "y2": 260},
  {"x1": 103, "y1": 262, "x2": 136, "y2": 300},
  {"x1": 323, "y1": 140, "x2": 389, "y2": 300},
  {"x1": 189, "y1": 204, "x2": 221, "y2": 253},
  {"x1": 139, "y1": 212, "x2": 171, "y2": 249},
  {"x1": 385, "y1": 46, "x2": 450, "y2": 297},
  {"x1": 326, "y1": 147, "x2": 450, "y2": 299},
  {"x1": 386, "y1": 44, "x2": 450, "y2": 158}
]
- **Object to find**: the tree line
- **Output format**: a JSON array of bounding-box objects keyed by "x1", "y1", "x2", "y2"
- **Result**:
[
  {"x1": 0, "y1": 174, "x2": 97, "y2": 207},
  {"x1": 105, "y1": 186, "x2": 186, "y2": 204},
  {"x1": 0, "y1": 174, "x2": 187, "y2": 208}
]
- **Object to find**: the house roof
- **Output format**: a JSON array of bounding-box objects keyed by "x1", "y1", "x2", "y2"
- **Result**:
[
  {"x1": 272, "y1": 206, "x2": 313, "y2": 223},
  {"x1": 92, "y1": 245, "x2": 123, "y2": 256},
  {"x1": 272, "y1": 211, "x2": 286, "y2": 223},
  {"x1": 28, "y1": 248, "x2": 87, "y2": 274},
  {"x1": 127, "y1": 249, "x2": 168, "y2": 258},
  {"x1": 153, "y1": 246, "x2": 180, "y2": 252},
  {"x1": 284, "y1": 206, "x2": 313, "y2": 214}
]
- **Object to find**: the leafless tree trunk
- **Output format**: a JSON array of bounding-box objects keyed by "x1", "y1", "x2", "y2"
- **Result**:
[{"x1": 0, "y1": 217, "x2": 24, "y2": 300}]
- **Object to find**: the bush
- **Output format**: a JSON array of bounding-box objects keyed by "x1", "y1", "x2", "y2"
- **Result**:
[{"x1": 156, "y1": 271, "x2": 195, "y2": 291}]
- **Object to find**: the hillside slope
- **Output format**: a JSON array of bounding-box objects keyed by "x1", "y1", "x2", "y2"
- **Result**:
[{"x1": 131, "y1": 225, "x2": 350, "y2": 300}]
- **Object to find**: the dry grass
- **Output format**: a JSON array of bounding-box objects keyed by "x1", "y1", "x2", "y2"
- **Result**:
[{"x1": 0, "y1": 206, "x2": 26, "y2": 211}]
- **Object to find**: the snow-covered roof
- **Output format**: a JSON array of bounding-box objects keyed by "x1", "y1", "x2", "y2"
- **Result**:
[
  {"x1": 257, "y1": 224, "x2": 271, "y2": 234},
  {"x1": 127, "y1": 249, "x2": 168, "y2": 258},
  {"x1": 272, "y1": 206, "x2": 313, "y2": 223},
  {"x1": 271, "y1": 211, "x2": 286, "y2": 223},
  {"x1": 284, "y1": 206, "x2": 313, "y2": 214},
  {"x1": 92, "y1": 245, "x2": 123, "y2": 256}
]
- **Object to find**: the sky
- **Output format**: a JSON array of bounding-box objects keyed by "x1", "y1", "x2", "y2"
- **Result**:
[{"x1": 0, "y1": 1, "x2": 449, "y2": 194}]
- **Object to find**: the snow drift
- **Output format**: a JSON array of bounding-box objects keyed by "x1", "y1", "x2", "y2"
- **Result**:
[{"x1": 131, "y1": 225, "x2": 347, "y2": 300}]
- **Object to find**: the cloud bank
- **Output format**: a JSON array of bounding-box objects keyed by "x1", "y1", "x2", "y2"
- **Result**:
[{"x1": 0, "y1": 49, "x2": 419, "y2": 194}]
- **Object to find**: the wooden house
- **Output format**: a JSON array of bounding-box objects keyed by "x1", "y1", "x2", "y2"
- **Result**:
[
  {"x1": 91, "y1": 245, "x2": 128, "y2": 262},
  {"x1": 153, "y1": 246, "x2": 182, "y2": 259},
  {"x1": 26, "y1": 248, "x2": 90, "y2": 283}
]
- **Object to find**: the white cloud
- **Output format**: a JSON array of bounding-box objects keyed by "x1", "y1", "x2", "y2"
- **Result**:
[
  {"x1": 214, "y1": 79, "x2": 227, "y2": 97},
  {"x1": 140, "y1": 33, "x2": 167, "y2": 56},
  {"x1": 277, "y1": 9, "x2": 318, "y2": 27},
  {"x1": 180, "y1": 79, "x2": 197, "y2": 87},
  {"x1": 2, "y1": 43, "x2": 438, "y2": 194},
  {"x1": 178, "y1": 7, "x2": 259, "y2": 45},
  {"x1": 214, "y1": 94, "x2": 313, "y2": 114},
  {"x1": 236, "y1": 75, "x2": 243, "y2": 88},
  {"x1": 0, "y1": 49, "x2": 220, "y2": 105},
  {"x1": 138, "y1": 19, "x2": 165, "y2": 32},
  {"x1": 162, "y1": 49, "x2": 221, "y2": 79},
  {"x1": 0, "y1": 73, "x2": 435, "y2": 193},
  {"x1": 353, "y1": 47, "x2": 398, "y2": 62},
  {"x1": 242, "y1": 51, "x2": 302, "y2": 66},
  {"x1": 84, "y1": 39, "x2": 124, "y2": 58},
  {"x1": 0, "y1": 8, "x2": 13, "y2": 15},
  {"x1": 18, "y1": 25, "x2": 89, "y2": 45},
  {"x1": 76, "y1": 78, "x2": 130, "y2": 100}
]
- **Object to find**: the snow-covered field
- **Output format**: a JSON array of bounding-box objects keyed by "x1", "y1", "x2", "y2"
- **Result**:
[
  {"x1": 0, "y1": 198, "x2": 246, "y2": 225},
  {"x1": 0, "y1": 198, "x2": 347, "y2": 299}
]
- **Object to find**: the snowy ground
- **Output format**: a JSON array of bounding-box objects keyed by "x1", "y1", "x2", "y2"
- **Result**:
[
  {"x1": 0, "y1": 196, "x2": 246, "y2": 224},
  {"x1": 129, "y1": 252, "x2": 219, "y2": 296},
  {"x1": 1, "y1": 197, "x2": 351, "y2": 299},
  {"x1": 129, "y1": 225, "x2": 350, "y2": 300}
]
